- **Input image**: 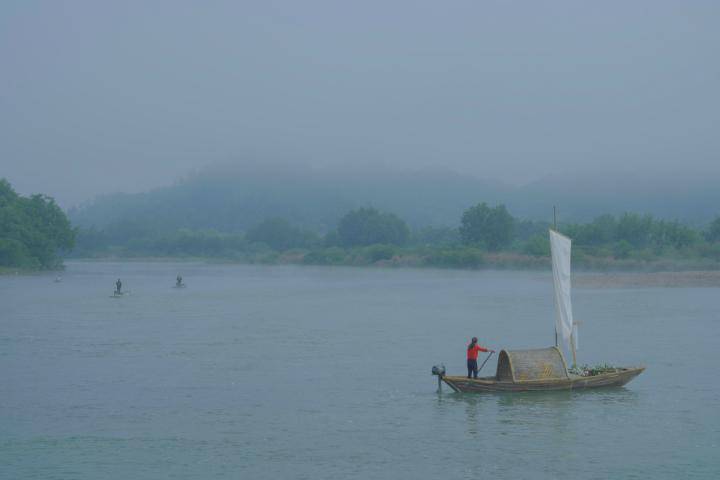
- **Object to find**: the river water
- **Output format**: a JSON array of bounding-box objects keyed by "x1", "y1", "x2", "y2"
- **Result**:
[{"x1": 2, "y1": 261, "x2": 718, "y2": 479}]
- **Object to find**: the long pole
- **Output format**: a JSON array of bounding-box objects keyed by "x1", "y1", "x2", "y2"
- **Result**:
[
  {"x1": 477, "y1": 351, "x2": 494, "y2": 374},
  {"x1": 570, "y1": 330, "x2": 577, "y2": 368}
]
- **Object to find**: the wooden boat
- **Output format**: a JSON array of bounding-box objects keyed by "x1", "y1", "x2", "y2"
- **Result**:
[
  {"x1": 433, "y1": 228, "x2": 645, "y2": 393},
  {"x1": 439, "y1": 347, "x2": 644, "y2": 393}
]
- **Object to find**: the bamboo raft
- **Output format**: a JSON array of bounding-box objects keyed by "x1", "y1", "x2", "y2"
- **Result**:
[{"x1": 436, "y1": 347, "x2": 644, "y2": 393}]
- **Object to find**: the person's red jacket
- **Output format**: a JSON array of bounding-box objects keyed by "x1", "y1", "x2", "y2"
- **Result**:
[{"x1": 467, "y1": 343, "x2": 489, "y2": 360}]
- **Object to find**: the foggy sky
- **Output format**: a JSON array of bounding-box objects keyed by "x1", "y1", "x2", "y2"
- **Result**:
[{"x1": 2, "y1": 0, "x2": 719, "y2": 207}]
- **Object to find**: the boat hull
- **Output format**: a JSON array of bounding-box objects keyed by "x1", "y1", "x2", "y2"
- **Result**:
[{"x1": 442, "y1": 367, "x2": 645, "y2": 393}]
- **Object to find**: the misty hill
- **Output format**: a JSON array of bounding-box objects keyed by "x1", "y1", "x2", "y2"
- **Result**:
[
  {"x1": 512, "y1": 170, "x2": 720, "y2": 225},
  {"x1": 69, "y1": 164, "x2": 720, "y2": 234},
  {"x1": 69, "y1": 164, "x2": 510, "y2": 233}
]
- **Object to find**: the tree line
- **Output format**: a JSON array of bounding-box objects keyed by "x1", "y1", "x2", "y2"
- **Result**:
[
  {"x1": 72, "y1": 199, "x2": 720, "y2": 269},
  {"x1": 4, "y1": 173, "x2": 718, "y2": 271},
  {"x1": 0, "y1": 179, "x2": 75, "y2": 269}
]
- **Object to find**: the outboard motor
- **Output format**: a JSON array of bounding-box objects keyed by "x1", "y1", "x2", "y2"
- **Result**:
[{"x1": 432, "y1": 364, "x2": 446, "y2": 392}]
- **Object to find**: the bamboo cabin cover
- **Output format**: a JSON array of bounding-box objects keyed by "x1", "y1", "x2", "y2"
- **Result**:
[{"x1": 496, "y1": 347, "x2": 569, "y2": 382}]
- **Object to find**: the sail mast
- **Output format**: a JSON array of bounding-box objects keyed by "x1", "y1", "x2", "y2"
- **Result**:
[{"x1": 553, "y1": 206, "x2": 558, "y2": 348}]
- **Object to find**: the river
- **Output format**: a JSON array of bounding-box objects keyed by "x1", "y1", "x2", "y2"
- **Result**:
[{"x1": 2, "y1": 261, "x2": 718, "y2": 478}]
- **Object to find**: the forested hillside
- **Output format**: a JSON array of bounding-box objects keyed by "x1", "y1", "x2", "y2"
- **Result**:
[
  {"x1": 65, "y1": 163, "x2": 720, "y2": 270},
  {"x1": 70, "y1": 164, "x2": 720, "y2": 237},
  {"x1": 68, "y1": 163, "x2": 509, "y2": 233}
]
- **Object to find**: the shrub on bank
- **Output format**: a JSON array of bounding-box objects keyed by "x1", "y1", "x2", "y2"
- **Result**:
[
  {"x1": 522, "y1": 234, "x2": 550, "y2": 257},
  {"x1": 423, "y1": 247, "x2": 485, "y2": 269},
  {"x1": 363, "y1": 244, "x2": 397, "y2": 262},
  {"x1": 302, "y1": 247, "x2": 348, "y2": 265}
]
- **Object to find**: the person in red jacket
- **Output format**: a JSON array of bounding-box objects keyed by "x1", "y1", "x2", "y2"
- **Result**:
[{"x1": 467, "y1": 337, "x2": 494, "y2": 379}]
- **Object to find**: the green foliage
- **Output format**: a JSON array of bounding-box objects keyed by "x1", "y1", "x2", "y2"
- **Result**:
[
  {"x1": 410, "y1": 226, "x2": 461, "y2": 246},
  {"x1": 569, "y1": 364, "x2": 618, "y2": 376},
  {"x1": 459, "y1": 203, "x2": 514, "y2": 250},
  {"x1": 73, "y1": 226, "x2": 110, "y2": 255},
  {"x1": 423, "y1": 247, "x2": 484, "y2": 268},
  {"x1": 0, "y1": 179, "x2": 75, "y2": 269},
  {"x1": 515, "y1": 219, "x2": 550, "y2": 241},
  {"x1": 337, "y1": 208, "x2": 409, "y2": 247},
  {"x1": 706, "y1": 217, "x2": 720, "y2": 243},
  {"x1": 0, "y1": 179, "x2": 19, "y2": 204},
  {"x1": 323, "y1": 230, "x2": 341, "y2": 247},
  {"x1": 613, "y1": 240, "x2": 633, "y2": 259},
  {"x1": 615, "y1": 213, "x2": 654, "y2": 247},
  {"x1": 64, "y1": 178, "x2": 720, "y2": 271},
  {"x1": 523, "y1": 234, "x2": 550, "y2": 257},
  {"x1": 697, "y1": 243, "x2": 720, "y2": 260},
  {"x1": 0, "y1": 238, "x2": 36, "y2": 269},
  {"x1": 564, "y1": 214, "x2": 616, "y2": 246},
  {"x1": 302, "y1": 247, "x2": 347, "y2": 265},
  {"x1": 561, "y1": 212, "x2": 701, "y2": 252},
  {"x1": 73, "y1": 228, "x2": 250, "y2": 258},
  {"x1": 245, "y1": 218, "x2": 318, "y2": 251},
  {"x1": 652, "y1": 220, "x2": 698, "y2": 249},
  {"x1": 128, "y1": 229, "x2": 248, "y2": 257},
  {"x1": 364, "y1": 244, "x2": 397, "y2": 262}
]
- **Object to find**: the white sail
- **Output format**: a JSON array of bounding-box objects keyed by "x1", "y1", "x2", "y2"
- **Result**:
[
  {"x1": 574, "y1": 323, "x2": 579, "y2": 350},
  {"x1": 549, "y1": 230, "x2": 575, "y2": 354}
]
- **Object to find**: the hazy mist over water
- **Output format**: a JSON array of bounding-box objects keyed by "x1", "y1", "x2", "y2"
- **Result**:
[{"x1": 2, "y1": 1, "x2": 720, "y2": 207}]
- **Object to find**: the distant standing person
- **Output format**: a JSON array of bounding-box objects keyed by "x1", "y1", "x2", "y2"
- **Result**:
[
  {"x1": 115, "y1": 278, "x2": 122, "y2": 293},
  {"x1": 176, "y1": 274, "x2": 183, "y2": 286},
  {"x1": 467, "y1": 337, "x2": 494, "y2": 379}
]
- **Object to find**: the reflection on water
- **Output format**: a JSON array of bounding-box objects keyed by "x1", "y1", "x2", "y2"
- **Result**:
[
  {"x1": 438, "y1": 386, "x2": 638, "y2": 409},
  {"x1": 570, "y1": 387, "x2": 640, "y2": 406},
  {"x1": 437, "y1": 387, "x2": 640, "y2": 435}
]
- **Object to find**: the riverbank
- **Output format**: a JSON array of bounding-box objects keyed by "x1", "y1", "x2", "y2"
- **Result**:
[
  {"x1": 66, "y1": 247, "x2": 720, "y2": 274},
  {"x1": 575, "y1": 270, "x2": 720, "y2": 288},
  {"x1": 0, "y1": 266, "x2": 54, "y2": 276},
  {"x1": 63, "y1": 257, "x2": 720, "y2": 289}
]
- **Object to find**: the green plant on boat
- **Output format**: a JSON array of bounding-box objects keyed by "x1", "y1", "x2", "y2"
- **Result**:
[{"x1": 569, "y1": 363, "x2": 619, "y2": 376}]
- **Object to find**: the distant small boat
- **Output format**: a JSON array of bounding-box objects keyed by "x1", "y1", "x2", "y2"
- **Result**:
[
  {"x1": 173, "y1": 283, "x2": 186, "y2": 289},
  {"x1": 110, "y1": 291, "x2": 129, "y2": 298},
  {"x1": 433, "y1": 229, "x2": 644, "y2": 393}
]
